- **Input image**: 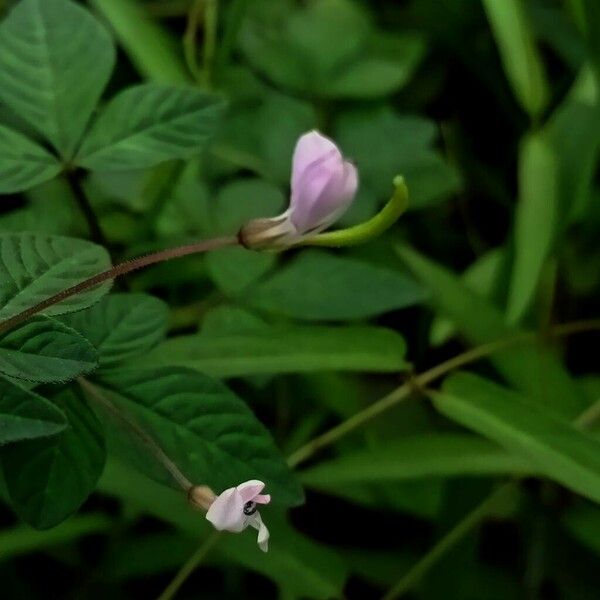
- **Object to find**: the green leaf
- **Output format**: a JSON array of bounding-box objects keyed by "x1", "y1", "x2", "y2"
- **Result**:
[
  {"x1": 0, "y1": 317, "x2": 97, "y2": 383},
  {"x1": 0, "y1": 0, "x2": 115, "y2": 157},
  {"x1": 397, "y1": 245, "x2": 586, "y2": 418},
  {"x1": 139, "y1": 325, "x2": 409, "y2": 377},
  {"x1": 60, "y1": 294, "x2": 168, "y2": 369},
  {"x1": 0, "y1": 124, "x2": 62, "y2": 193},
  {"x1": 0, "y1": 376, "x2": 67, "y2": 444},
  {"x1": 92, "y1": 367, "x2": 303, "y2": 507},
  {"x1": 89, "y1": 0, "x2": 190, "y2": 84},
  {"x1": 301, "y1": 434, "x2": 536, "y2": 489},
  {"x1": 0, "y1": 232, "x2": 112, "y2": 322},
  {"x1": 246, "y1": 250, "x2": 425, "y2": 321},
  {"x1": 506, "y1": 132, "x2": 558, "y2": 323},
  {"x1": 434, "y1": 372, "x2": 600, "y2": 503},
  {"x1": 482, "y1": 0, "x2": 549, "y2": 116},
  {"x1": 1, "y1": 389, "x2": 106, "y2": 528},
  {"x1": 76, "y1": 84, "x2": 225, "y2": 171}
]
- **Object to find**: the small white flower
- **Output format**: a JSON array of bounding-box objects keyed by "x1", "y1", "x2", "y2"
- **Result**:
[{"x1": 206, "y1": 480, "x2": 271, "y2": 552}]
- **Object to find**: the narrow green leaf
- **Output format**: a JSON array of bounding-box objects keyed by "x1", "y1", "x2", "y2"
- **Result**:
[
  {"x1": 247, "y1": 250, "x2": 425, "y2": 321},
  {"x1": 92, "y1": 367, "x2": 303, "y2": 507},
  {"x1": 301, "y1": 434, "x2": 536, "y2": 489},
  {"x1": 140, "y1": 325, "x2": 409, "y2": 377},
  {"x1": 506, "y1": 132, "x2": 558, "y2": 323},
  {"x1": 60, "y1": 293, "x2": 168, "y2": 369},
  {"x1": 0, "y1": 376, "x2": 67, "y2": 444},
  {"x1": 434, "y1": 372, "x2": 600, "y2": 503},
  {"x1": 0, "y1": 0, "x2": 115, "y2": 157},
  {"x1": 397, "y1": 245, "x2": 586, "y2": 418},
  {"x1": 1, "y1": 389, "x2": 106, "y2": 528},
  {"x1": 89, "y1": 0, "x2": 190, "y2": 84},
  {"x1": 0, "y1": 317, "x2": 97, "y2": 383},
  {"x1": 0, "y1": 232, "x2": 112, "y2": 322},
  {"x1": 76, "y1": 84, "x2": 225, "y2": 171},
  {"x1": 482, "y1": 0, "x2": 549, "y2": 116},
  {"x1": 0, "y1": 124, "x2": 61, "y2": 193}
]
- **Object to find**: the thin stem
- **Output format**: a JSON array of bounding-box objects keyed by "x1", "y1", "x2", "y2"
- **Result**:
[
  {"x1": 156, "y1": 532, "x2": 221, "y2": 600},
  {"x1": 202, "y1": 0, "x2": 218, "y2": 87},
  {"x1": 381, "y1": 483, "x2": 514, "y2": 600},
  {"x1": 183, "y1": 0, "x2": 204, "y2": 82},
  {"x1": 287, "y1": 318, "x2": 600, "y2": 468},
  {"x1": 0, "y1": 236, "x2": 238, "y2": 335},
  {"x1": 79, "y1": 378, "x2": 193, "y2": 492},
  {"x1": 66, "y1": 170, "x2": 109, "y2": 248}
]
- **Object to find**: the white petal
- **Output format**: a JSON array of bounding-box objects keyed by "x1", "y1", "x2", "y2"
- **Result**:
[
  {"x1": 206, "y1": 488, "x2": 246, "y2": 532},
  {"x1": 237, "y1": 480, "x2": 266, "y2": 503},
  {"x1": 248, "y1": 512, "x2": 270, "y2": 552}
]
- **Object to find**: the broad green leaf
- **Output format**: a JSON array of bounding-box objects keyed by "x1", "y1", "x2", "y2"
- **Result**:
[
  {"x1": 99, "y1": 459, "x2": 346, "y2": 599},
  {"x1": 0, "y1": 0, "x2": 115, "y2": 157},
  {"x1": 246, "y1": 250, "x2": 425, "y2": 321},
  {"x1": 76, "y1": 84, "x2": 225, "y2": 171},
  {"x1": 301, "y1": 434, "x2": 536, "y2": 489},
  {"x1": 482, "y1": 0, "x2": 549, "y2": 116},
  {"x1": 0, "y1": 376, "x2": 67, "y2": 444},
  {"x1": 335, "y1": 107, "x2": 460, "y2": 216},
  {"x1": 397, "y1": 245, "x2": 586, "y2": 418},
  {"x1": 139, "y1": 325, "x2": 409, "y2": 377},
  {"x1": 1, "y1": 389, "x2": 106, "y2": 528},
  {"x1": 89, "y1": 0, "x2": 190, "y2": 84},
  {"x1": 91, "y1": 367, "x2": 303, "y2": 506},
  {"x1": 0, "y1": 124, "x2": 62, "y2": 193},
  {"x1": 0, "y1": 317, "x2": 97, "y2": 383},
  {"x1": 0, "y1": 513, "x2": 112, "y2": 561},
  {"x1": 60, "y1": 294, "x2": 168, "y2": 369},
  {"x1": 506, "y1": 132, "x2": 558, "y2": 323},
  {"x1": 0, "y1": 232, "x2": 112, "y2": 322},
  {"x1": 434, "y1": 373, "x2": 600, "y2": 503}
]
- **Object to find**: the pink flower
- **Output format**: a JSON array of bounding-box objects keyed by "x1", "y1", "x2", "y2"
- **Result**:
[
  {"x1": 239, "y1": 130, "x2": 359, "y2": 249},
  {"x1": 206, "y1": 480, "x2": 271, "y2": 552}
]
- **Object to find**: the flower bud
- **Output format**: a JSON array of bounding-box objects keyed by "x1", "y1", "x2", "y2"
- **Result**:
[{"x1": 239, "y1": 130, "x2": 358, "y2": 250}]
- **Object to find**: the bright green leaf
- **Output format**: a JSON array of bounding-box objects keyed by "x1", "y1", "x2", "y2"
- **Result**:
[
  {"x1": 0, "y1": 0, "x2": 115, "y2": 157},
  {"x1": 434, "y1": 372, "x2": 600, "y2": 503},
  {"x1": 0, "y1": 124, "x2": 62, "y2": 193},
  {"x1": 0, "y1": 317, "x2": 97, "y2": 383},
  {"x1": 0, "y1": 232, "x2": 112, "y2": 322},
  {"x1": 60, "y1": 293, "x2": 168, "y2": 369},
  {"x1": 139, "y1": 325, "x2": 409, "y2": 377},
  {"x1": 246, "y1": 250, "x2": 425, "y2": 321},
  {"x1": 1, "y1": 389, "x2": 106, "y2": 528},
  {"x1": 76, "y1": 84, "x2": 225, "y2": 171},
  {"x1": 397, "y1": 244, "x2": 586, "y2": 418},
  {"x1": 91, "y1": 367, "x2": 303, "y2": 507},
  {"x1": 0, "y1": 376, "x2": 67, "y2": 444}
]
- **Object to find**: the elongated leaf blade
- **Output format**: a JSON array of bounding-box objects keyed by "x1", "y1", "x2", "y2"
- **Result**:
[
  {"x1": 0, "y1": 376, "x2": 67, "y2": 444},
  {"x1": 92, "y1": 367, "x2": 303, "y2": 506},
  {"x1": 0, "y1": 124, "x2": 62, "y2": 193},
  {"x1": 61, "y1": 294, "x2": 168, "y2": 369},
  {"x1": 1, "y1": 389, "x2": 106, "y2": 528},
  {"x1": 76, "y1": 84, "x2": 225, "y2": 171},
  {"x1": 0, "y1": 232, "x2": 112, "y2": 322},
  {"x1": 0, "y1": 317, "x2": 97, "y2": 383},
  {"x1": 434, "y1": 373, "x2": 600, "y2": 502},
  {"x1": 0, "y1": 0, "x2": 115, "y2": 157},
  {"x1": 397, "y1": 245, "x2": 586, "y2": 418},
  {"x1": 140, "y1": 325, "x2": 408, "y2": 377}
]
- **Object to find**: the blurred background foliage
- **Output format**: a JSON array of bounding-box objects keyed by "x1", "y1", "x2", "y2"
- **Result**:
[{"x1": 0, "y1": 0, "x2": 599, "y2": 598}]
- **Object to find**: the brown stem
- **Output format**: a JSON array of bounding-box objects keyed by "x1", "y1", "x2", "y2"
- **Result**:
[{"x1": 0, "y1": 236, "x2": 238, "y2": 335}]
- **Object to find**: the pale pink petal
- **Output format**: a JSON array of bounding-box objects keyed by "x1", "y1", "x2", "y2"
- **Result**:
[
  {"x1": 254, "y1": 494, "x2": 271, "y2": 505},
  {"x1": 206, "y1": 488, "x2": 246, "y2": 532},
  {"x1": 237, "y1": 480, "x2": 266, "y2": 503},
  {"x1": 248, "y1": 512, "x2": 270, "y2": 552},
  {"x1": 291, "y1": 130, "x2": 340, "y2": 192}
]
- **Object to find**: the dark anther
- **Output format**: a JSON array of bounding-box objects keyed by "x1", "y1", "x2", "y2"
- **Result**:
[{"x1": 243, "y1": 501, "x2": 257, "y2": 516}]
